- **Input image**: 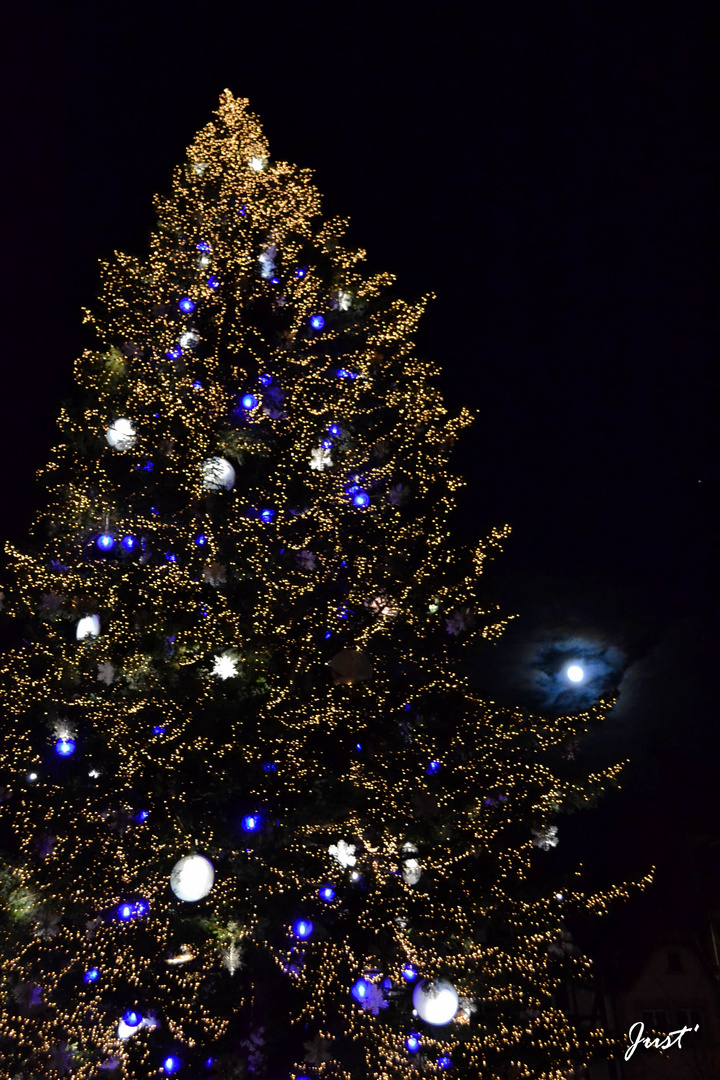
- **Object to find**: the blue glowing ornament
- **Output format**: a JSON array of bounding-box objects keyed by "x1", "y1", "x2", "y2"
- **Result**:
[
  {"x1": 383, "y1": 977, "x2": 392, "y2": 989},
  {"x1": 401, "y1": 964, "x2": 418, "y2": 982},
  {"x1": 270, "y1": 277, "x2": 280, "y2": 285},
  {"x1": 324, "y1": 632, "x2": 331, "y2": 640},
  {"x1": 55, "y1": 738, "x2": 76, "y2": 757},
  {"x1": 153, "y1": 726, "x2": 166, "y2": 735},
  {"x1": 336, "y1": 368, "x2": 358, "y2": 380},
  {"x1": 194, "y1": 534, "x2": 207, "y2": 546},
  {"x1": 438, "y1": 1057, "x2": 452, "y2": 1070},
  {"x1": 196, "y1": 241, "x2": 211, "y2": 253},
  {"x1": 123, "y1": 1010, "x2": 142, "y2": 1028},
  {"x1": 165, "y1": 553, "x2": 176, "y2": 563},
  {"x1": 352, "y1": 491, "x2": 370, "y2": 509},
  {"x1": 143, "y1": 461, "x2": 154, "y2": 471},
  {"x1": 135, "y1": 900, "x2": 149, "y2": 916},
  {"x1": 237, "y1": 205, "x2": 246, "y2": 217},
  {"x1": 205, "y1": 1060, "x2": 214, "y2": 1069},
  {"x1": 96, "y1": 534, "x2": 115, "y2": 552},
  {"x1": 318, "y1": 886, "x2": 335, "y2": 902},
  {"x1": 241, "y1": 814, "x2": 260, "y2": 833},
  {"x1": 260, "y1": 509, "x2": 275, "y2": 523},
  {"x1": 118, "y1": 904, "x2": 134, "y2": 921},
  {"x1": 258, "y1": 373, "x2": 272, "y2": 386},
  {"x1": 207, "y1": 276, "x2": 219, "y2": 290},
  {"x1": 178, "y1": 297, "x2": 195, "y2": 314},
  {"x1": 356, "y1": 743, "x2": 362, "y2": 751},
  {"x1": 135, "y1": 810, "x2": 149, "y2": 822},
  {"x1": 150, "y1": 507, "x2": 159, "y2": 516},
  {"x1": 121, "y1": 536, "x2": 137, "y2": 552},
  {"x1": 426, "y1": 760, "x2": 441, "y2": 775},
  {"x1": 241, "y1": 393, "x2": 258, "y2": 410},
  {"x1": 295, "y1": 267, "x2": 307, "y2": 278},
  {"x1": 293, "y1": 919, "x2": 313, "y2": 939},
  {"x1": 263, "y1": 762, "x2": 277, "y2": 772},
  {"x1": 309, "y1": 314, "x2": 325, "y2": 330},
  {"x1": 83, "y1": 968, "x2": 100, "y2": 983},
  {"x1": 193, "y1": 380, "x2": 202, "y2": 389},
  {"x1": 328, "y1": 424, "x2": 341, "y2": 438},
  {"x1": 162, "y1": 1056, "x2": 181, "y2": 1075},
  {"x1": 351, "y1": 978, "x2": 370, "y2": 1003},
  {"x1": 406, "y1": 1035, "x2": 421, "y2": 1053},
  {"x1": 166, "y1": 347, "x2": 183, "y2": 360}
]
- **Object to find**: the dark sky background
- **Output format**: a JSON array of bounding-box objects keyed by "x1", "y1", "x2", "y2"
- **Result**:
[{"x1": 1, "y1": 0, "x2": 718, "y2": 978}]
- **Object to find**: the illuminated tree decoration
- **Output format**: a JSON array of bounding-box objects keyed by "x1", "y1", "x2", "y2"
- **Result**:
[
  {"x1": 75, "y1": 614, "x2": 100, "y2": 640},
  {"x1": 54, "y1": 738, "x2": 76, "y2": 757},
  {"x1": 0, "y1": 92, "x2": 641, "y2": 1080},
  {"x1": 105, "y1": 417, "x2": 137, "y2": 451},
  {"x1": 169, "y1": 854, "x2": 215, "y2": 902},
  {"x1": 412, "y1": 980, "x2": 459, "y2": 1025},
  {"x1": 201, "y1": 456, "x2": 235, "y2": 492}
]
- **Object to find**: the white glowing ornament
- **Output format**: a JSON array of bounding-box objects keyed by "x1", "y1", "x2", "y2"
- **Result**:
[
  {"x1": 117, "y1": 1015, "x2": 157, "y2": 1040},
  {"x1": 76, "y1": 615, "x2": 100, "y2": 641},
  {"x1": 249, "y1": 156, "x2": 266, "y2": 171},
  {"x1": 412, "y1": 980, "x2": 459, "y2": 1025},
  {"x1": 329, "y1": 840, "x2": 356, "y2": 868},
  {"x1": 106, "y1": 418, "x2": 136, "y2": 451},
  {"x1": 179, "y1": 330, "x2": 200, "y2": 350},
  {"x1": 309, "y1": 446, "x2": 333, "y2": 471},
  {"x1": 212, "y1": 653, "x2": 239, "y2": 680},
  {"x1": 401, "y1": 842, "x2": 422, "y2": 885},
  {"x1": 169, "y1": 854, "x2": 215, "y2": 902},
  {"x1": 202, "y1": 457, "x2": 235, "y2": 492},
  {"x1": 566, "y1": 664, "x2": 584, "y2": 682}
]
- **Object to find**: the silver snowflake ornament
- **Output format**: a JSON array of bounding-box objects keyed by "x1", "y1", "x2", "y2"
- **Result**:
[
  {"x1": 97, "y1": 661, "x2": 115, "y2": 685},
  {"x1": 328, "y1": 840, "x2": 356, "y2": 868},
  {"x1": 309, "y1": 446, "x2": 333, "y2": 471},
  {"x1": 532, "y1": 824, "x2": 559, "y2": 851}
]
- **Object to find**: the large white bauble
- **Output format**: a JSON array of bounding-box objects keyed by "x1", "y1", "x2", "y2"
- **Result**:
[
  {"x1": 412, "y1": 980, "x2": 458, "y2": 1025},
  {"x1": 76, "y1": 615, "x2": 101, "y2": 641},
  {"x1": 106, "y1": 418, "x2": 137, "y2": 451},
  {"x1": 202, "y1": 457, "x2": 235, "y2": 492},
  {"x1": 170, "y1": 854, "x2": 215, "y2": 902}
]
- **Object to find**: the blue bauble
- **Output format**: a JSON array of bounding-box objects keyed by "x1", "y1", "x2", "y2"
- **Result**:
[{"x1": 178, "y1": 297, "x2": 195, "y2": 313}]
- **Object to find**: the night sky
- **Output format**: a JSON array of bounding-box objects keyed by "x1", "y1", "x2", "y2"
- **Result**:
[{"x1": 1, "y1": 1, "x2": 717, "y2": 970}]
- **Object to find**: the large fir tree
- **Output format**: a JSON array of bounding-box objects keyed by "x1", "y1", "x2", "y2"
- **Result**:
[{"x1": 0, "y1": 93, "x2": 644, "y2": 1080}]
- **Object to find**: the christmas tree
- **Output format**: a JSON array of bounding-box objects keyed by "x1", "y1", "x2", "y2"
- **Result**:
[{"x1": 0, "y1": 92, "x2": 645, "y2": 1080}]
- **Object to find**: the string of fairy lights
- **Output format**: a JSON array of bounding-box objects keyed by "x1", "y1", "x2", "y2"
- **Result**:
[{"x1": 0, "y1": 91, "x2": 648, "y2": 1080}]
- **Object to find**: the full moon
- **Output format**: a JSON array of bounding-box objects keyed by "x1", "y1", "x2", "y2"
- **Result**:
[{"x1": 566, "y1": 664, "x2": 584, "y2": 683}]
